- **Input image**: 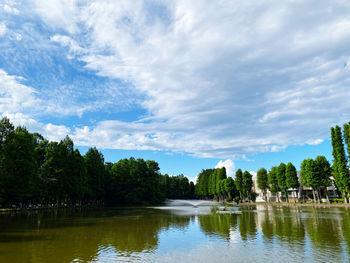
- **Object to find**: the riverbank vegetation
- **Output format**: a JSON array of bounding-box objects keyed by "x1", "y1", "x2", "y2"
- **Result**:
[
  {"x1": 2, "y1": 116, "x2": 350, "y2": 208},
  {"x1": 0, "y1": 117, "x2": 194, "y2": 208}
]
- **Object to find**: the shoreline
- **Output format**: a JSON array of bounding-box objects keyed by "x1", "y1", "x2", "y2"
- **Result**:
[
  {"x1": 0, "y1": 204, "x2": 105, "y2": 213},
  {"x1": 236, "y1": 202, "x2": 350, "y2": 208}
]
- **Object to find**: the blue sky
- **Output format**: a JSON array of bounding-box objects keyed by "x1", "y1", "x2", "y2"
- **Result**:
[{"x1": 1, "y1": 0, "x2": 350, "y2": 181}]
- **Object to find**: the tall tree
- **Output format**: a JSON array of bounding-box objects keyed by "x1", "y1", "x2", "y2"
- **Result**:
[
  {"x1": 314, "y1": 156, "x2": 332, "y2": 203},
  {"x1": 277, "y1": 163, "x2": 288, "y2": 202},
  {"x1": 208, "y1": 169, "x2": 217, "y2": 197},
  {"x1": 224, "y1": 177, "x2": 236, "y2": 201},
  {"x1": 268, "y1": 166, "x2": 280, "y2": 202},
  {"x1": 257, "y1": 168, "x2": 268, "y2": 202},
  {"x1": 84, "y1": 147, "x2": 105, "y2": 203},
  {"x1": 242, "y1": 171, "x2": 253, "y2": 201},
  {"x1": 214, "y1": 167, "x2": 227, "y2": 199},
  {"x1": 195, "y1": 169, "x2": 212, "y2": 198},
  {"x1": 300, "y1": 158, "x2": 329, "y2": 204},
  {"x1": 331, "y1": 126, "x2": 350, "y2": 203},
  {"x1": 235, "y1": 169, "x2": 243, "y2": 200},
  {"x1": 0, "y1": 117, "x2": 14, "y2": 202},
  {"x1": 0, "y1": 127, "x2": 38, "y2": 205},
  {"x1": 0, "y1": 117, "x2": 14, "y2": 148},
  {"x1": 285, "y1": 162, "x2": 299, "y2": 203},
  {"x1": 343, "y1": 122, "x2": 350, "y2": 159},
  {"x1": 189, "y1": 181, "x2": 195, "y2": 199},
  {"x1": 216, "y1": 167, "x2": 227, "y2": 180}
]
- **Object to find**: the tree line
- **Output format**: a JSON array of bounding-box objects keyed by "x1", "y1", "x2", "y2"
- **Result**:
[
  {"x1": 2, "y1": 115, "x2": 350, "y2": 207},
  {"x1": 195, "y1": 167, "x2": 255, "y2": 202},
  {"x1": 258, "y1": 122, "x2": 350, "y2": 204},
  {"x1": 0, "y1": 117, "x2": 194, "y2": 208},
  {"x1": 196, "y1": 121, "x2": 350, "y2": 204}
]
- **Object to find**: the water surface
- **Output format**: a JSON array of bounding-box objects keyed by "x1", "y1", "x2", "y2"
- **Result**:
[{"x1": 0, "y1": 204, "x2": 349, "y2": 262}]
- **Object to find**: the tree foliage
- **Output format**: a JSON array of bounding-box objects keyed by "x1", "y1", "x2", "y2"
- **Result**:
[
  {"x1": 242, "y1": 171, "x2": 253, "y2": 201},
  {"x1": 300, "y1": 156, "x2": 332, "y2": 203},
  {"x1": 268, "y1": 167, "x2": 279, "y2": 193},
  {"x1": 195, "y1": 168, "x2": 237, "y2": 201},
  {"x1": 331, "y1": 125, "x2": 350, "y2": 202},
  {"x1": 257, "y1": 168, "x2": 268, "y2": 201},
  {"x1": 285, "y1": 162, "x2": 299, "y2": 189},
  {"x1": 235, "y1": 169, "x2": 243, "y2": 199},
  {"x1": 0, "y1": 118, "x2": 193, "y2": 207}
]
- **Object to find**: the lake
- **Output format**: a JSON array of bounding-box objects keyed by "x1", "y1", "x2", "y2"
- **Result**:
[{"x1": 0, "y1": 203, "x2": 349, "y2": 262}]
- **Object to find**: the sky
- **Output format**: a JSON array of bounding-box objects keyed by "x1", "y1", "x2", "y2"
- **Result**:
[{"x1": 1, "y1": 0, "x2": 350, "y2": 181}]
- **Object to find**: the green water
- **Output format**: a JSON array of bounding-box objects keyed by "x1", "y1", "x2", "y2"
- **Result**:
[{"x1": 0, "y1": 205, "x2": 349, "y2": 262}]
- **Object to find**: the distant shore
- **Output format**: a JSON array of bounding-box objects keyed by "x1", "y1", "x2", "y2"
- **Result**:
[{"x1": 236, "y1": 202, "x2": 350, "y2": 208}]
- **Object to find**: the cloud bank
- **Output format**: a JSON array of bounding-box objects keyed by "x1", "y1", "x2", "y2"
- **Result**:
[
  {"x1": 215, "y1": 159, "x2": 235, "y2": 177},
  {"x1": 1, "y1": 1, "x2": 350, "y2": 158}
]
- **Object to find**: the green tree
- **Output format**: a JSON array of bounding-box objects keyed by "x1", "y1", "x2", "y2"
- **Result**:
[
  {"x1": 285, "y1": 162, "x2": 299, "y2": 203},
  {"x1": 216, "y1": 180, "x2": 223, "y2": 201},
  {"x1": 195, "y1": 169, "x2": 212, "y2": 198},
  {"x1": 0, "y1": 127, "x2": 38, "y2": 205},
  {"x1": 242, "y1": 171, "x2": 253, "y2": 201},
  {"x1": 0, "y1": 117, "x2": 14, "y2": 148},
  {"x1": 189, "y1": 181, "x2": 195, "y2": 199},
  {"x1": 71, "y1": 149, "x2": 88, "y2": 202},
  {"x1": 216, "y1": 167, "x2": 227, "y2": 180},
  {"x1": 84, "y1": 147, "x2": 105, "y2": 203},
  {"x1": 343, "y1": 122, "x2": 350, "y2": 159},
  {"x1": 331, "y1": 126, "x2": 350, "y2": 203},
  {"x1": 235, "y1": 169, "x2": 243, "y2": 200},
  {"x1": 315, "y1": 156, "x2": 332, "y2": 203},
  {"x1": 224, "y1": 177, "x2": 236, "y2": 201},
  {"x1": 277, "y1": 163, "x2": 288, "y2": 202},
  {"x1": 214, "y1": 167, "x2": 227, "y2": 200},
  {"x1": 268, "y1": 166, "x2": 280, "y2": 202},
  {"x1": 0, "y1": 117, "x2": 15, "y2": 202},
  {"x1": 257, "y1": 168, "x2": 268, "y2": 202},
  {"x1": 208, "y1": 169, "x2": 217, "y2": 197},
  {"x1": 300, "y1": 158, "x2": 330, "y2": 203}
]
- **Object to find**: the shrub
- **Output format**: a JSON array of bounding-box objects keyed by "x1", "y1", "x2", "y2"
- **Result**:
[
  {"x1": 210, "y1": 205, "x2": 219, "y2": 213},
  {"x1": 331, "y1": 198, "x2": 345, "y2": 204}
]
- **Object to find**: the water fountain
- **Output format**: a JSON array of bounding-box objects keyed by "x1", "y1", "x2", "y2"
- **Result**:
[
  {"x1": 165, "y1": 199, "x2": 219, "y2": 207},
  {"x1": 154, "y1": 199, "x2": 242, "y2": 215}
]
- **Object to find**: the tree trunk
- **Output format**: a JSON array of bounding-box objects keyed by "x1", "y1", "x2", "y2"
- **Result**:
[
  {"x1": 312, "y1": 189, "x2": 317, "y2": 204},
  {"x1": 277, "y1": 192, "x2": 280, "y2": 203},
  {"x1": 292, "y1": 190, "x2": 296, "y2": 203},
  {"x1": 285, "y1": 190, "x2": 289, "y2": 203},
  {"x1": 325, "y1": 188, "x2": 330, "y2": 203},
  {"x1": 317, "y1": 189, "x2": 321, "y2": 204}
]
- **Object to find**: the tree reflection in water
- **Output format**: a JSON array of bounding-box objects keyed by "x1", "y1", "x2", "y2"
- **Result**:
[{"x1": 0, "y1": 206, "x2": 349, "y2": 262}]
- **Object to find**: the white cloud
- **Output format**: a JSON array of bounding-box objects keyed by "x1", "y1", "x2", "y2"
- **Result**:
[
  {"x1": 306, "y1": 139, "x2": 324, "y2": 146},
  {"x1": 215, "y1": 159, "x2": 235, "y2": 177},
  {"x1": 0, "y1": 23, "x2": 7, "y2": 36},
  {"x1": 0, "y1": 69, "x2": 40, "y2": 113},
  {"x1": 250, "y1": 171, "x2": 257, "y2": 179},
  {"x1": 33, "y1": 0, "x2": 79, "y2": 33},
  {"x1": 0, "y1": 70, "x2": 71, "y2": 141},
  {"x1": 6, "y1": 0, "x2": 350, "y2": 158},
  {"x1": 2, "y1": 112, "x2": 70, "y2": 142},
  {"x1": 50, "y1": 35, "x2": 85, "y2": 58},
  {"x1": 3, "y1": 4, "x2": 19, "y2": 14}
]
